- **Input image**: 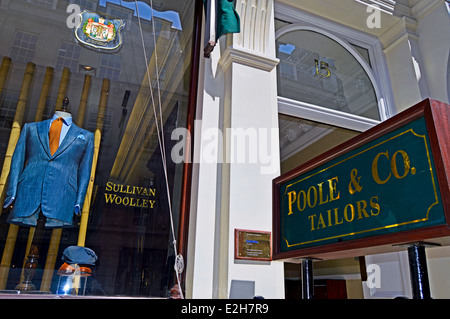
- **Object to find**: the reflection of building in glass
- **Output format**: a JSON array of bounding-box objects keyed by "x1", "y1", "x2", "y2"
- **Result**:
[
  {"x1": 276, "y1": 30, "x2": 379, "y2": 121},
  {"x1": 56, "y1": 42, "x2": 82, "y2": 71},
  {"x1": 9, "y1": 31, "x2": 39, "y2": 63},
  {"x1": 278, "y1": 43, "x2": 346, "y2": 111}
]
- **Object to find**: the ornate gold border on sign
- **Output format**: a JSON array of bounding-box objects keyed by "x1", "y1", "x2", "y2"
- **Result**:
[{"x1": 281, "y1": 128, "x2": 440, "y2": 248}]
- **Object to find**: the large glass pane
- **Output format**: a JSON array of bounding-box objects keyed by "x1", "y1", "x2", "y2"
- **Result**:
[
  {"x1": 0, "y1": 0, "x2": 196, "y2": 297},
  {"x1": 276, "y1": 30, "x2": 380, "y2": 120}
]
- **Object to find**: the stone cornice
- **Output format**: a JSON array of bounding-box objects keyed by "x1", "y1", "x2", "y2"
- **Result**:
[
  {"x1": 379, "y1": 17, "x2": 418, "y2": 53},
  {"x1": 218, "y1": 46, "x2": 279, "y2": 72},
  {"x1": 411, "y1": 0, "x2": 444, "y2": 21}
]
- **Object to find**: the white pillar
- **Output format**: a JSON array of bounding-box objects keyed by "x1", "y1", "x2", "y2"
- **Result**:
[{"x1": 381, "y1": 0, "x2": 449, "y2": 111}]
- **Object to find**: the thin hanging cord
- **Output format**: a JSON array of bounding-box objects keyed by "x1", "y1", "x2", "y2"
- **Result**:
[
  {"x1": 149, "y1": 1, "x2": 167, "y2": 165},
  {"x1": 134, "y1": 0, "x2": 183, "y2": 299},
  {"x1": 147, "y1": 1, "x2": 182, "y2": 298}
]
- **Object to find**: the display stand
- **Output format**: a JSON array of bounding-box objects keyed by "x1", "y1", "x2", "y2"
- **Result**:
[{"x1": 14, "y1": 212, "x2": 46, "y2": 291}]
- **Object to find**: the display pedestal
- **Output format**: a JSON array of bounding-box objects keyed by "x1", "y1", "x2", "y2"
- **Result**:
[{"x1": 15, "y1": 212, "x2": 46, "y2": 291}]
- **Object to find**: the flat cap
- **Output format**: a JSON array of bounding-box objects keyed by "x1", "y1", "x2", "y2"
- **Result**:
[{"x1": 62, "y1": 246, "x2": 97, "y2": 265}]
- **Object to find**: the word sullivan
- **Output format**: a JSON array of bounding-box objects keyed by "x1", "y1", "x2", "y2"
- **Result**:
[{"x1": 104, "y1": 181, "x2": 156, "y2": 208}]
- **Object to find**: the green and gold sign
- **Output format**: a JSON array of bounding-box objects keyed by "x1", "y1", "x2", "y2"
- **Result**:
[{"x1": 274, "y1": 100, "x2": 450, "y2": 258}]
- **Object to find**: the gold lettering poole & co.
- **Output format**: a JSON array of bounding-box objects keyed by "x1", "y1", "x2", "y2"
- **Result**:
[
  {"x1": 104, "y1": 181, "x2": 156, "y2": 208},
  {"x1": 287, "y1": 148, "x2": 417, "y2": 232}
]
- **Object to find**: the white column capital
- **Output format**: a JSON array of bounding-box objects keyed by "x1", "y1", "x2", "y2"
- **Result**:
[
  {"x1": 218, "y1": 45, "x2": 279, "y2": 72},
  {"x1": 231, "y1": 0, "x2": 276, "y2": 57}
]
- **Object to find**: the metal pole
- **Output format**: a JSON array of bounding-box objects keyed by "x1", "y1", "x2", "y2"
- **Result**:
[
  {"x1": 301, "y1": 259, "x2": 314, "y2": 299},
  {"x1": 407, "y1": 243, "x2": 432, "y2": 299}
]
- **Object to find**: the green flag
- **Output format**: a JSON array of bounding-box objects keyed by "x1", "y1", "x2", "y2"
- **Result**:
[
  {"x1": 203, "y1": 0, "x2": 241, "y2": 57},
  {"x1": 216, "y1": 0, "x2": 240, "y2": 39},
  {"x1": 204, "y1": 0, "x2": 240, "y2": 40}
]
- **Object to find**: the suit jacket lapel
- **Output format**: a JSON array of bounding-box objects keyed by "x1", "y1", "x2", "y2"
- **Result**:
[
  {"x1": 51, "y1": 124, "x2": 82, "y2": 158},
  {"x1": 37, "y1": 119, "x2": 52, "y2": 158}
]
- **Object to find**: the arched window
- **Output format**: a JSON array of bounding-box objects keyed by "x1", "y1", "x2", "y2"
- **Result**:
[
  {"x1": 275, "y1": 21, "x2": 393, "y2": 172},
  {"x1": 274, "y1": 9, "x2": 395, "y2": 135}
]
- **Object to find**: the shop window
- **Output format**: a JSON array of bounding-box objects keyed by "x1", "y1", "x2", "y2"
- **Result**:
[
  {"x1": 0, "y1": 0, "x2": 197, "y2": 298},
  {"x1": 9, "y1": 31, "x2": 38, "y2": 63}
]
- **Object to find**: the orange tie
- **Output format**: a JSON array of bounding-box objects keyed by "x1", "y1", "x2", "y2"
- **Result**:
[{"x1": 49, "y1": 117, "x2": 63, "y2": 155}]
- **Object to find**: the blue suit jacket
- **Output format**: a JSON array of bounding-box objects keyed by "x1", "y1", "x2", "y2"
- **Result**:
[{"x1": 5, "y1": 119, "x2": 94, "y2": 227}]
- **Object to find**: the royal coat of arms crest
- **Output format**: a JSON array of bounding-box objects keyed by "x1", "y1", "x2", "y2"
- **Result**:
[{"x1": 75, "y1": 11, "x2": 124, "y2": 51}]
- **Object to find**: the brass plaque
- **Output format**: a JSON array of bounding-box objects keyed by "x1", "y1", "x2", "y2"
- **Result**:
[{"x1": 235, "y1": 229, "x2": 272, "y2": 261}]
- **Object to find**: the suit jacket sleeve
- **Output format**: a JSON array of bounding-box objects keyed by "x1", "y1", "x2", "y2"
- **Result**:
[
  {"x1": 4, "y1": 123, "x2": 28, "y2": 207},
  {"x1": 75, "y1": 131, "x2": 95, "y2": 209}
]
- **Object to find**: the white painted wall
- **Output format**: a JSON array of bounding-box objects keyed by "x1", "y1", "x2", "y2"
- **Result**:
[
  {"x1": 415, "y1": 2, "x2": 450, "y2": 104},
  {"x1": 186, "y1": 0, "x2": 285, "y2": 299}
]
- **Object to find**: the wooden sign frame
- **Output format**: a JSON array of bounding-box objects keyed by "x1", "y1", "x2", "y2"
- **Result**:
[{"x1": 272, "y1": 99, "x2": 450, "y2": 261}]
